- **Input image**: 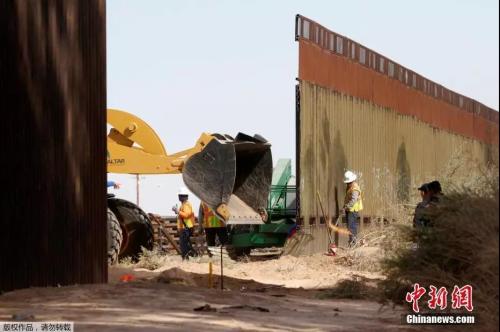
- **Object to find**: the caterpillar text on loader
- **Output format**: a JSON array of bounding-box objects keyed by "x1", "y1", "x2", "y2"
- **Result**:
[{"x1": 106, "y1": 109, "x2": 272, "y2": 264}]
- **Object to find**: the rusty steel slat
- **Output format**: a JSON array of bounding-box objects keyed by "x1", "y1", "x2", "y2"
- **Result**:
[
  {"x1": 295, "y1": 14, "x2": 498, "y2": 128},
  {"x1": 0, "y1": 0, "x2": 106, "y2": 292},
  {"x1": 295, "y1": 84, "x2": 302, "y2": 225},
  {"x1": 297, "y1": 38, "x2": 498, "y2": 146}
]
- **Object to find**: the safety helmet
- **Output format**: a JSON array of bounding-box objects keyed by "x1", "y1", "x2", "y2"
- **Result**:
[
  {"x1": 177, "y1": 187, "x2": 190, "y2": 196},
  {"x1": 343, "y1": 171, "x2": 357, "y2": 183}
]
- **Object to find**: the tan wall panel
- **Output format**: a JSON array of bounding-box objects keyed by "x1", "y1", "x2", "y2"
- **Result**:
[{"x1": 284, "y1": 225, "x2": 330, "y2": 256}]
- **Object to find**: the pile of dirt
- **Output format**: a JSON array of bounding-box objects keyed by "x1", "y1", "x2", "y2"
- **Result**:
[
  {"x1": 155, "y1": 267, "x2": 291, "y2": 294},
  {"x1": 123, "y1": 253, "x2": 383, "y2": 290}
]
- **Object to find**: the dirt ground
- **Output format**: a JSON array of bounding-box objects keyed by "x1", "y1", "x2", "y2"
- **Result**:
[{"x1": 0, "y1": 254, "x2": 413, "y2": 331}]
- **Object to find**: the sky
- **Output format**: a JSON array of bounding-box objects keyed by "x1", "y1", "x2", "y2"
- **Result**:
[{"x1": 107, "y1": 0, "x2": 499, "y2": 215}]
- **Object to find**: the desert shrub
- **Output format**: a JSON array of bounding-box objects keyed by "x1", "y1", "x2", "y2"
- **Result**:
[
  {"x1": 117, "y1": 256, "x2": 134, "y2": 267},
  {"x1": 381, "y1": 165, "x2": 499, "y2": 331},
  {"x1": 134, "y1": 246, "x2": 168, "y2": 270},
  {"x1": 335, "y1": 150, "x2": 499, "y2": 331}
]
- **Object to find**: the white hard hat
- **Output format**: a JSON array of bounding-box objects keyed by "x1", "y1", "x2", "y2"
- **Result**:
[
  {"x1": 177, "y1": 187, "x2": 189, "y2": 196},
  {"x1": 343, "y1": 171, "x2": 357, "y2": 183}
]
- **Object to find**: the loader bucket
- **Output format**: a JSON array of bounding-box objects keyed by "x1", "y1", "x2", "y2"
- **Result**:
[{"x1": 182, "y1": 133, "x2": 272, "y2": 224}]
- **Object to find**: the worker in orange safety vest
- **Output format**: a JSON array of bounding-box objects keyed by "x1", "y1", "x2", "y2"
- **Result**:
[
  {"x1": 199, "y1": 201, "x2": 228, "y2": 247},
  {"x1": 172, "y1": 187, "x2": 195, "y2": 260}
]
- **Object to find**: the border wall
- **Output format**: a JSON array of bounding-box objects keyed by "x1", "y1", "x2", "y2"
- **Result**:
[
  {"x1": 293, "y1": 15, "x2": 499, "y2": 254},
  {"x1": 0, "y1": 0, "x2": 107, "y2": 292}
]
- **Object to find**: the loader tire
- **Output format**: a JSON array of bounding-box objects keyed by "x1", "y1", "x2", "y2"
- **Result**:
[
  {"x1": 107, "y1": 198, "x2": 154, "y2": 260},
  {"x1": 107, "y1": 208, "x2": 123, "y2": 265}
]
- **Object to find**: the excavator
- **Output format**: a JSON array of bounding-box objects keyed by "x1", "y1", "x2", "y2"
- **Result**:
[{"x1": 106, "y1": 109, "x2": 273, "y2": 264}]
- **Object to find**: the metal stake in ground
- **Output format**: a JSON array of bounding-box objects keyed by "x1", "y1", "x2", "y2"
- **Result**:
[
  {"x1": 317, "y1": 191, "x2": 333, "y2": 248},
  {"x1": 220, "y1": 244, "x2": 224, "y2": 290},
  {"x1": 208, "y1": 261, "x2": 213, "y2": 289}
]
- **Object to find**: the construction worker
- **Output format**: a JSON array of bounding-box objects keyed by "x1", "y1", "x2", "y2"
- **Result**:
[
  {"x1": 428, "y1": 180, "x2": 443, "y2": 203},
  {"x1": 107, "y1": 180, "x2": 121, "y2": 189},
  {"x1": 199, "y1": 202, "x2": 228, "y2": 248},
  {"x1": 413, "y1": 183, "x2": 432, "y2": 228},
  {"x1": 343, "y1": 170, "x2": 363, "y2": 246},
  {"x1": 172, "y1": 187, "x2": 195, "y2": 260}
]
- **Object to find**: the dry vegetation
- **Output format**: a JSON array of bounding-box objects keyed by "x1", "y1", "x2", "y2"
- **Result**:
[
  {"x1": 131, "y1": 246, "x2": 169, "y2": 270},
  {"x1": 333, "y1": 145, "x2": 499, "y2": 331}
]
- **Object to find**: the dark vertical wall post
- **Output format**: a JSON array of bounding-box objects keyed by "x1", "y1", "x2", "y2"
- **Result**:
[
  {"x1": 0, "y1": 0, "x2": 107, "y2": 292},
  {"x1": 295, "y1": 83, "x2": 301, "y2": 225}
]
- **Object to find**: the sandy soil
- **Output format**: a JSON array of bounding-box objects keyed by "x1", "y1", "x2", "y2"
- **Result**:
[
  {"x1": 137, "y1": 253, "x2": 383, "y2": 289},
  {"x1": 0, "y1": 254, "x2": 413, "y2": 331}
]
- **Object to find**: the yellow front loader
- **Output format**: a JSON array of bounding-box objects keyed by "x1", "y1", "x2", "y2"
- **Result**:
[{"x1": 106, "y1": 109, "x2": 273, "y2": 264}]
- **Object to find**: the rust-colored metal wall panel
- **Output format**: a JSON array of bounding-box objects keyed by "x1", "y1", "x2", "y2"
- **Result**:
[
  {"x1": 490, "y1": 110, "x2": 499, "y2": 123},
  {"x1": 296, "y1": 15, "x2": 498, "y2": 146},
  {"x1": 299, "y1": 40, "x2": 498, "y2": 145},
  {"x1": 473, "y1": 116, "x2": 497, "y2": 145},
  {"x1": 0, "y1": 0, "x2": 107, "y2": 292},
  {"x1": 452, "y1": 108, "x2": 475, "y2": 139}
]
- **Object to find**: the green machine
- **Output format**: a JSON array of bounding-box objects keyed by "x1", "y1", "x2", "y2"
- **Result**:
[{"x1": 228, "y1": 159, "x2": 297, "y2": 257}]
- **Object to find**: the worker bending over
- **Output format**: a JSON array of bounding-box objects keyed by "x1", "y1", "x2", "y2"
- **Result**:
[
  {"x1": 413, "y1": 180, "x2": 443, "y2": 228},
  {"x1": 413, "y1": 183, "x2": 432, "y2": 228},
  {"x1": 172, "y1": 187, "x2": 195, "y2": 260},
  {"x1": 199, "y1": 202, "x2": 228, "y2": 248},
  {"x1": 343, "y1": 170, "x2": 363, "y2": 246},
  {"x1": 428, "y1": 180, "x2": 443, "y2": 203}
]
